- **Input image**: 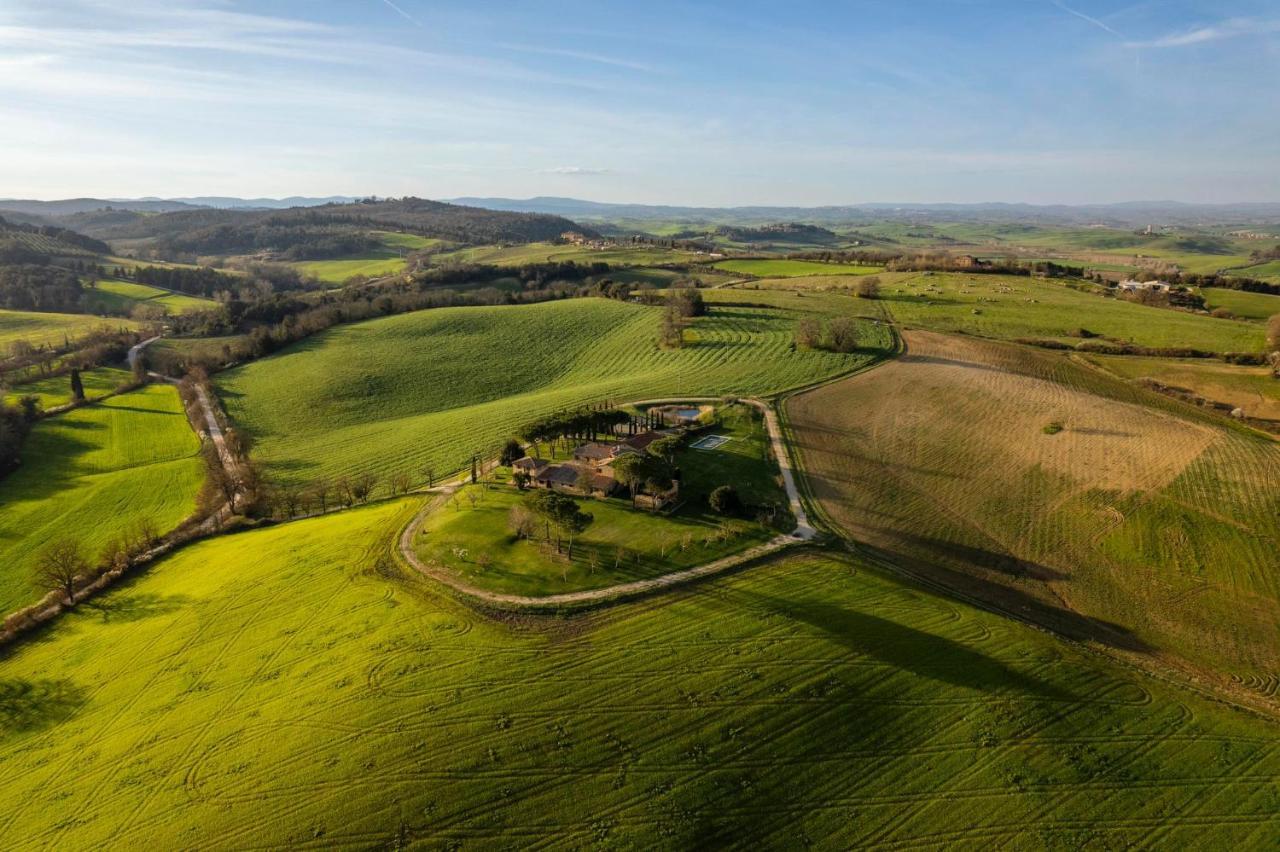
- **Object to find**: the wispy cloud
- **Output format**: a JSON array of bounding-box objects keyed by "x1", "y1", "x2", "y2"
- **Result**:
[
  {"x1": 377, "y1": 0, "x2": 423, "y2": 28},
  {"x1": 498, "y1": 43, "x2": 657, "y2": 74},
  {"x1": 1124, "y1": 17, "x2": 1280, "y2": 48},
  {"x1": 540, "y1": 166, "x2": 611, "y2": 176},
  {"x1": 1050, "y1": 0, "x2": 1123, "y2": 37}
]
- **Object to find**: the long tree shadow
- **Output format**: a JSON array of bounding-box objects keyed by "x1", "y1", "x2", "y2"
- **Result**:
[
  {"x1": 81, "y1": 592, "x2": 191, "y2": 623},
  {"x1": 742, "y1": 590, "x2": 1074, "y2": 702},
  {"x1": 0, "y1": 678, "x2": 87, "y2": 735}
]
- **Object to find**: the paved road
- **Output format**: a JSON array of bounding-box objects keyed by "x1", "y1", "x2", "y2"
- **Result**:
[{"x1": 397, "y1": 395, "x2": 815, "y2": 608}]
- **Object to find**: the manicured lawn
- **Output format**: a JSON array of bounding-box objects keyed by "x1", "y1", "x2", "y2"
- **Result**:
[
  {"x1": 713, "y1": 259, "x2": 882, "y2": 277},
  {"x1": 1, "y1": 501, "x2": 1278, "y2": 846},
  {"x1": 218, "y1": 298, "x2": 891, "y2": 487},
  {"x1": 0, "y1": 384, "x2": 203, "y2": 613},
  {"x1": 673, "y1": 403, "x2": 791, "y2": 523}
]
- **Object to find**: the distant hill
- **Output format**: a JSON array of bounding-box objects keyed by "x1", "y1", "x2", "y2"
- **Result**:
[
  {"x1": 0, "y1": 198, "x2": 202, "y2": 216},
  {"x1": 714, "y1": 223, "x2": 838, "y2": 244},
  {"x1": 64, "y1": 198, "x2": 593, "y2": 258},
  {"x1": 449, "y1": 196, "x2": 1280, "y2": 227},
  {"x1": 0, "y1": 214, "x2": 110, "y2": 261},
  {"x1": 158, "y1": 196, "x2": 360, "y2": 209}
]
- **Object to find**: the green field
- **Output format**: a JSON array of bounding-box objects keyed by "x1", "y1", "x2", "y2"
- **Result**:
[
  {"x1": 218, "y1": 298, "x2": 889, "y2": 487},
  {"x1": 788, "y1": 330, "x2": 1280, "y2": 687},
  {"x1": 865, "y1": 272, "x2": 1265, "y2": 352},
  {"x1": 83, "y1": 279, "x2": 213, "y2": 316},
  {"x1": 1199, "y1": 286, "x2": 1280, "y2": 321},
  {"x1": 0, "y1": 384, "x2": 203, "y2": 613},
  {"x1": 713, "y1": 259, "x2": 882, "y2": 278},
  {"x1": 291, "y1": 232, "x2": 446, "y2": 284},
  {"x1": 414, "y1": 486, "x2": 769, "y2": 596},
  {"x1": 2, "y1": 366, "x2": 131, "y2": 410},
  {"x1": 433, "y1": 242, "x2": 698, "y2": 268},
  {"x1": 1083, "y1": 353, "x2": 1280, "y2": 422},
  {"x1": 2, "y1": 500, "x2": 1278, "y2": 846},
  {"x1": 0, "y1": 309, "x2": 136, "y2": 352},
  {"x1": 1230, "y1": 260, "x2": 1280, "y2": 281}
]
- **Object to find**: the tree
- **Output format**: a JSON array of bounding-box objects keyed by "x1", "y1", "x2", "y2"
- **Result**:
[
  {"x1": 659, "y1": 304, "x2": 684, "y2": 349},
  {"x1": 19, "y1": 394, "x2": 39, "y2": 422},
  {"x1": 826, "y1": 317, "x2": 859, "y2": 353},
  {"x1": 794, "y1": 317, "x2": 821, "y2": 349},
  {"x1": 69, "y1": 368, "x2": 85, "y2": 402},
  {"x1": 854, "y1": 276, "x2": 881, "y2": 299},
  {"x1": 513, "y1": 470, "x2": 530, "y2": 490},
  {"x1": 709, "y1": 484, "x2": 742, "y2": 516},
  {"x1": 352, "y1": 472, "x2": 378, "y2": 503},
  {"x1": 611, "y1": 453, "x2": 650, "y2": 507},
  {"x1": 335, "y1": 475, "x2": 355, "y2": 508},
  {"x1": 553, "y1": 497, "x2": 594, "y2": 559},
  {"x1": 35, "y1": 539, "x2": 88, "y2": 604},
  {"x1": 649, "y1": 435, "x2": 683, "y2": 469},
  {"x1": 421, "y1": 466, "x2": 435, "y2": 489},
  {"x1": 391, "y1": 472, "x2": 412, "y2": 495},
  {"x1": 470, "y1": 455, "x2": 478, "y2": 484},
  {"x1": 500, "y1": 438, "x2": 524, "y2": 466},
  {"x1": 508, "y1": 504, "x2": 537, "y2": 540}
]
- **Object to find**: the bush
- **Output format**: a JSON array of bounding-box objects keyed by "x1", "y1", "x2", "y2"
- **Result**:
[
  {"x1": 709, "y1": 484, "x2": 742, "y2": 516},
  {"x1": 854, "y1": 277, "x2": 880, "y2": 299},
  {"x1": 1042, "y1": 421, "x2": 1064, "y2": 435}
]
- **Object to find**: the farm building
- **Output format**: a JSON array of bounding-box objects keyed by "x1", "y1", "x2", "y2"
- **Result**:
[
  {"x1": 533, "y1": 462, "x2": 620, "y2": 498},
  {"x1": 572, "y1": 442, "x2": 620, "y2": 464},
  {"x1": 512, "y1": 456, "x2": 549, "y2": 475},
  {"x1": 622, "y1": 429, "x2": 678, "y2": 453},
  {"x1": 1118, "y1": 279, "x2": 1172, "y2": 293}
]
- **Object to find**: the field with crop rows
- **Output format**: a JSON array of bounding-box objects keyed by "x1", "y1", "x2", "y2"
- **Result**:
[
  {"x1": 217, "y1": 298, "x2": 891, "y2": 487},
  {"x1": 787, "y1": 330, "x2": 1280, "y2": 689},
  {"x1": 712, "y1": 259, "x2": 882, "y2": 277},
  {"x1": 0, "y1": 309, "x2": 136, "y2": 351},
  {"x1": 1, "y1": 500, "x2": 1278, "y2": 847},
  {"x1": 0, "y1": 384, "x2": 203, "y2": 613}
]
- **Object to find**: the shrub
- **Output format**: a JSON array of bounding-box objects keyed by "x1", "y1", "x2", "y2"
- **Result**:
[
  {"x1": 1042, "y1": 421, "x2": 1064, "y2": 435},
  {"x1": 709, "y1": 484, "x2": 742, "y2": 516}
]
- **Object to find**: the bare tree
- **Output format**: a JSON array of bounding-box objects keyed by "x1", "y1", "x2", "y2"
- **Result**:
[
  {"x1": 391, "y1": 472, "x2": 412, "y2": 495},
  {"x1": 35, "y1": 539, "x2": 88, "y2": 604},
  {"x1": 352, "y1": 472, "x2": 378, "y2": 504}
]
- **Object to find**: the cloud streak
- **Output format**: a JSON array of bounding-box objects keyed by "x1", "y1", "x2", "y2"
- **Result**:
[
  {"x1": 1050, "y1": 0, "x2": 1122, "y2": 37},
  {"x1": 540, "y1": 166, "x2": 611, "y2": 176},
  {"x1": 1124, "y1": 17, "x2": 1280, "y2": 48},
  {"x1": 377, "y1": 0, "x2": 423, "y2": 28}
]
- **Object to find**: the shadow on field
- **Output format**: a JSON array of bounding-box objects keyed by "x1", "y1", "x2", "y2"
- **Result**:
[
  {"x1": 892, "y1": 530, "x2": 1070, "y2": 582},
  {"x1": 746, "y1": 591, "x2": 1074, "y2": 702},
  {"x1": 0, "y1": 678, "x2": 87, "y2": 734},
  {"x1": 857, "y1": 542, "x2": 1154, "y2": 656},
  {"x1": 82, "y1": 592, "x2": 191, "y2": 623}
]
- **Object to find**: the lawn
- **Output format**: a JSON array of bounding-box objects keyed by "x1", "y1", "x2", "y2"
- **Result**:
[
  {"x1": 713, "y1": 259, "x2": 882, "y2": 278},
  {"x1": 0, "y1": 309, "x2": 136, "y2": 352},
  {"x1": 873, "y1": 272, "x2": 1265, "y2": 352},
  {"x1": 787, "y1": 330, "x2": 1280, "y2": 687},
  {"x1": 1, "y1": 501, "x2": 1278, "y2": 847},
  {"x1": 0, "y1": 384, "x2": 203, "y2": 613},
  {"x1": 2, "y1": 366, "x2": 131, "y2": 410},
  {"x1": 1198, "y1": 286, "x2": 1280, "y2": 321},
  {"x1": 217, "y1": 298, "x2": 891, "y2": 487},
  {"x1": 413, "y1": 486, "x2": 769, "y2": 596},
  {"x1": 672, "y1": 402, "x2": 789, "y2": 519}
]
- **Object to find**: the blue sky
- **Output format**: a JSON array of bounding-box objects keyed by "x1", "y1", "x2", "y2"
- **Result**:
[{"x1": 1, "y1": 0, "x2": 1277, "y2": 204}]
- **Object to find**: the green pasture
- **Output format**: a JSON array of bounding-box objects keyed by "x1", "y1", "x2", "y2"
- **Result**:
[
  {"x1": 1199, "y1": 287, "x2": 1280, "y2": 321},
  {"x1": 291, "y1": 232, "x2": 446, "y2": 284},
  {"x1": 3, "y1": 366, "x2": 131, "y2": 410},
  {"x1": 0, "y1": 309, "x2": 136, "y2": 352},
  {"x1": 871, "y1": 273, "x2": 1265, "y2": 352},
  {"x1": 1, "y1": 501, "x2": 1278, "y2": 846},
  {"x1": 713, "y1": 259, "x2": 882, "y2": 278},
  {"x1": 83, "y1": 279, "x2": 213, "y2": 316},
  {"x1": 217, "y1": 298, "x2": 891, "y2": 487},
  {"x1": 433, "y1": 242, "x2": 698, "y2": 268},
  {"x1": 1229, "y1": 260, "x2": 1280, "y2": 281},
  {"x1": 0, "y1": 384, "x2": 202, "y2": 613},
  {"x1": 1083, "y1": 353, "x2": 1280, "y2": 421}
]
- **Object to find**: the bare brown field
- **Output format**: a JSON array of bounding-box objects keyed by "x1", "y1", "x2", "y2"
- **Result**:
[{"x1": 787, "y1": 330, "x2": 1280, "y2": 696}]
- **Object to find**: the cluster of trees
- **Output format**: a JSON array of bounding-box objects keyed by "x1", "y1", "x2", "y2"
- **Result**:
[
  {"x1": 0, "y1": 265, "x2": 85, "y2": 312},
  {"x1": 0, "y1": 399, "x2": 33, "y2": 476},
  {"x1": 651, "y1": 288, "x2": 705, "y2": 349},
  {"x1": 129, "y1": 264, "x2": 243, "y2": 297},
  {"x1": 30, "y1": 519, "x2": 160, "y2": 606},
  {"x1": 0, "y1": 215, "x2": 110, "y2": 257},
  {"x1": 714, "y1": 223, "x2": 838, "y2": 245},
  {"x1": 1248, "y1": 244, "x2": 1280, "y2": 263},
  {"x1": 509, "y1": 490, "x2": 594, "y2": 558},
  {"x1": 794, "y1": 316, "x2": 861, "y2": 353},
  {"x1": 788, "y1": 249, "x2": 902, "y2": 266},
  {"x1": 519, "y1": 406, "x2": 631, "y2": 456},
  {"x1": 612, "y1": 436, "x2": 684, "y2": 509}
]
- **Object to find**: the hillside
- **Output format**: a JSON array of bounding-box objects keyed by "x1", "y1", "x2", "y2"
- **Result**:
[
  {"x1": 66, "y1": 198, "x2": 594, "y2": 258},
  {"x1": 1, "y1": 501, "x2": 1278, "y2": 846},
  {"x1": 787, "y1": 330, "x2": 1280, "y2": 692},
  {"x1": 217, "y1": 297, "x2": 890, "y2": 487}
]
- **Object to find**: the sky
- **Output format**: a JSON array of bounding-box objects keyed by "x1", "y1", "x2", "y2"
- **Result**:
[{"x1": 1, "y1": 0, "x2": 1278, "y2": 205}]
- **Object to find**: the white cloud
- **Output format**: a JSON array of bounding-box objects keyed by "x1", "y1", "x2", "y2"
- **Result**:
[
  {"x1": 540, "y1": 166, "x2": 611, "y2": 176},
  {"x1": 1125, "y1": 17, "x2": 1280, "y2": 48}
]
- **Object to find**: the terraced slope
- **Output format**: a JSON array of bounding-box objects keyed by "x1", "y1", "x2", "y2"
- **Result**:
[
  {"x1": 218, "y1": 298, "x2": 890, "y2": 486},
  {"x1": 0, "y1": 501, "x2": 1277, "y2": 847},
  {"x1": 0, "y1": 384, "x2": 203, "y2": 612},
  {"x1": 787, "y1": 330, "x2": 1280, "y2": 691}
]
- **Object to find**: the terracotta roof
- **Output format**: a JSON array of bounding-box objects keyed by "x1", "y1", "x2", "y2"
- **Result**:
[
  {"x1": 513, "y1": 456, "x2": 548, "y2": 472},
  {"x1": 573, "y1": 443, "x2": 616, "y2": 461}
]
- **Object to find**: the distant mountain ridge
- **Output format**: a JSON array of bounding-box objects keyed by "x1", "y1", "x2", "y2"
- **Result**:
[{"x1": 448, "y1": 196, "x2": 1280, "y2": 227}]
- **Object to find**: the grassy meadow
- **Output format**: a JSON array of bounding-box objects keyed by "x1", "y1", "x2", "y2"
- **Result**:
[
  {"x1": 217, "y1": 298, "x2": 891, "y2": 487},
  {"x1": 1, "y1": 501, "x2": 1278, "y2": 846},
  {"x1": 433, "y1": 242, "x2": 698, "y2": 267},
  {"x1": 787, "y1": 330, "x2": 1280, "y2": 689},
  {"x1": 1083, "y1": 353, "x2": 1280, "y2": 422},
  {"x1": 0, "y1": 309, "x2": 136, "y2": 351},
  {"x1": 1198, "y1": 286, "x2": 1280, "y2": 321},
  {"x1": 83, "y1": 279, "x2": 213, "y2": 316},
  {"x1": 290, "y1": 232, "x2": 444, "y2": 284},
  {"x1": 713, "y1": 259, "x2": 882, "y2": 277},
  {"x1": 2, "y1": 366, "x2": 131, "y2": 410},
  {"x1": 0, "y1": 384, "x2": 203, "y2": 613}
]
